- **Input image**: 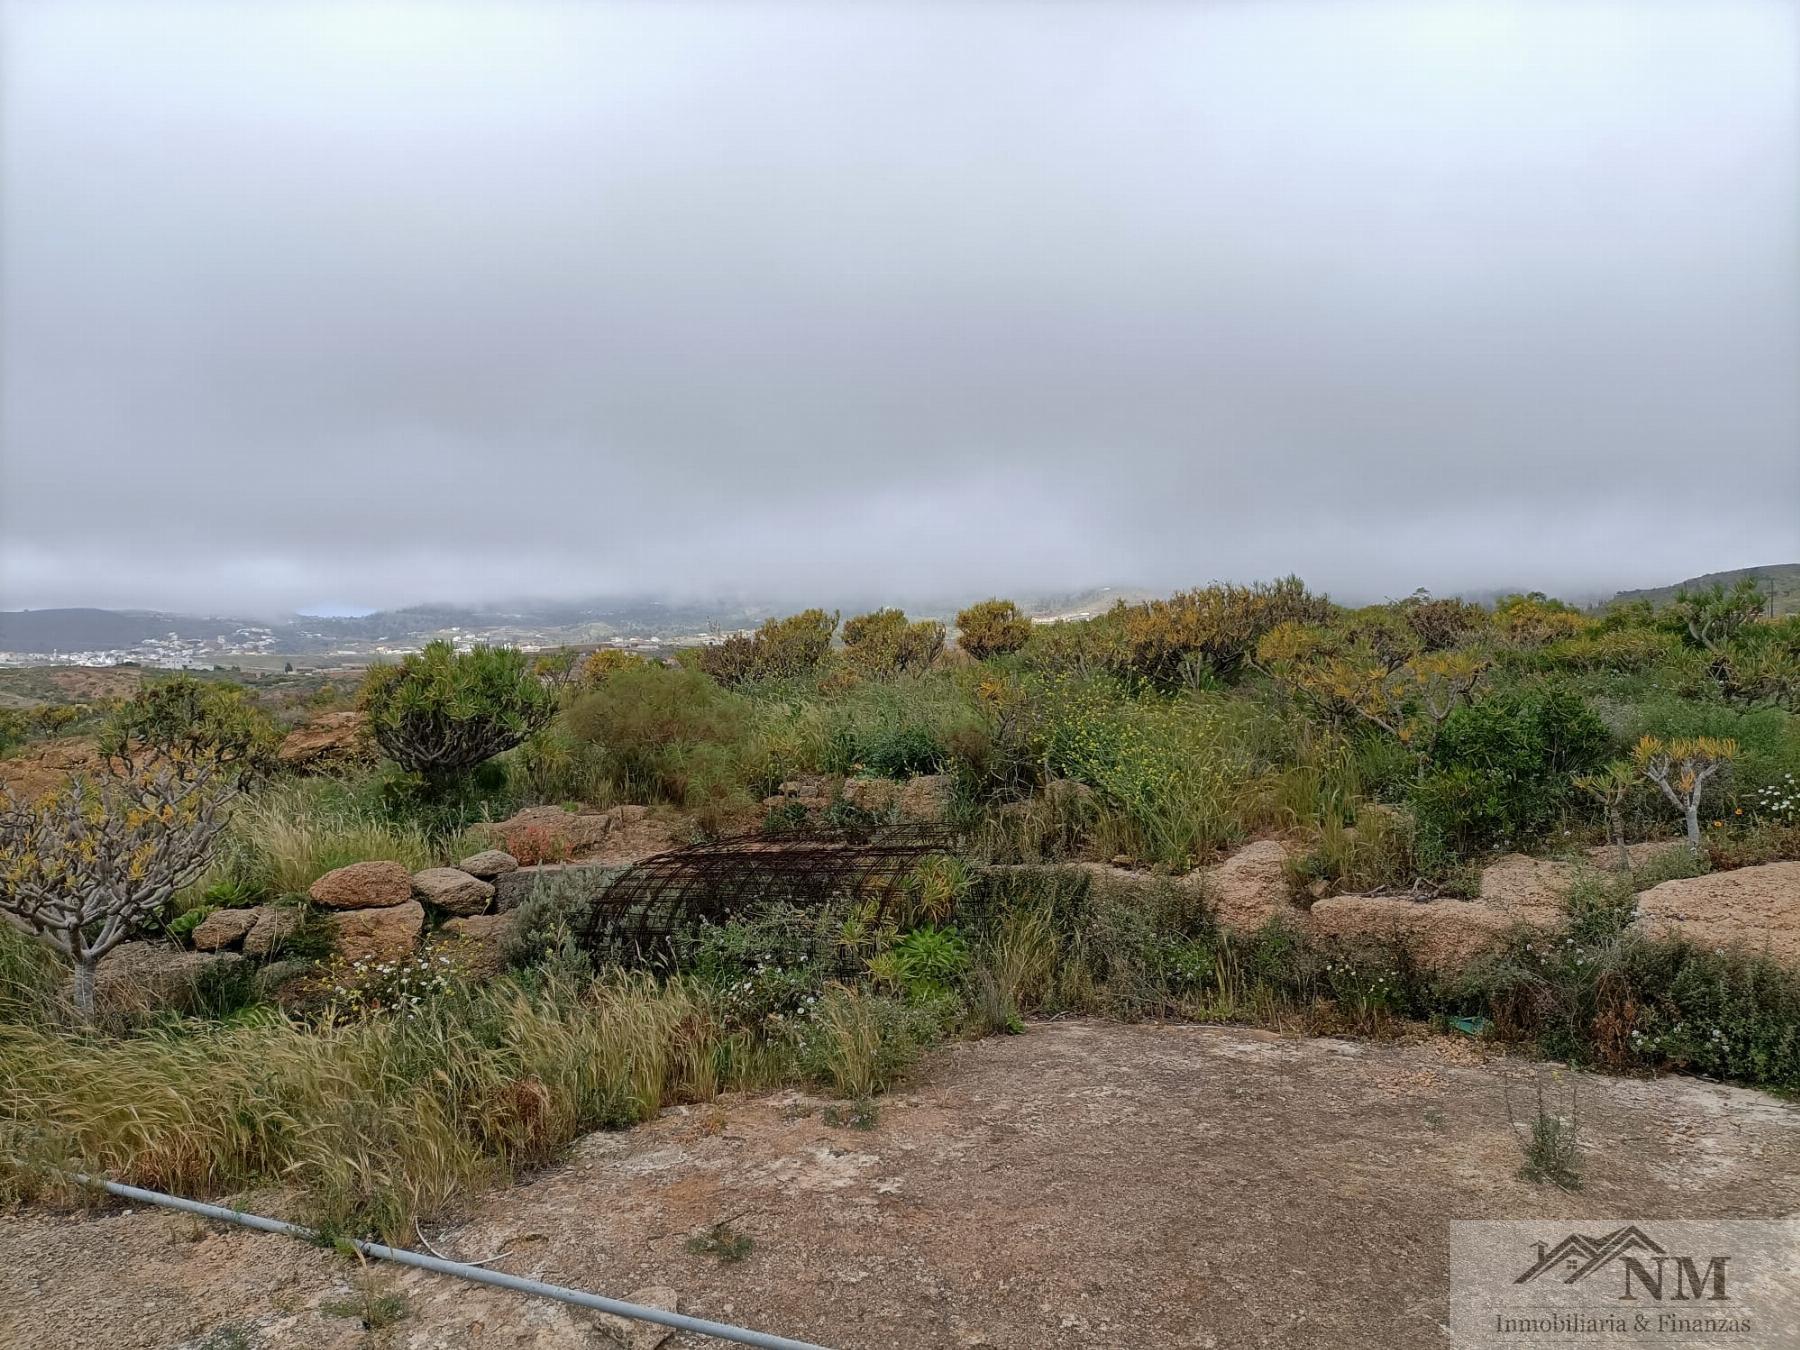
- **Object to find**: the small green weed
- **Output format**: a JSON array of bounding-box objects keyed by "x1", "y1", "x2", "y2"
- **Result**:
[
  {"x1": 685, "y1": 1220, "x2": 755, "y2": 1263},
  {"x1": 321, "y1": 1275, "x2": 410, "y2": 1329},
  {"x1": 1511, "y1": 1079, "x2": 1582, "y2": 1191},
  {"x1": 821, "y1": 1098, "x2": 880, "y2": 1130}
]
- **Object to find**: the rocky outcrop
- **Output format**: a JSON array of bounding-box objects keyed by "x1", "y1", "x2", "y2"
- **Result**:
[
  {"x1": 1473, "y1": 845, "x2": 1688, "y2": 922},
  {"x1": 411, "y1": 866, "x2": 494, "y2": 916},
  {"x1": 309, "y1": 860, "x2": 414, "y2": 910},
  {"x1": 276, "y1": 710, "x2": 373, "y2": 773},
  {"x1": 327, "y1": 900, "x2": 424, "y2": 964},
  {"x1": 191, "y1": 908, "x2": 259, "y2": 952},
  {"x1": 841, "y1": 774, "x2": 955, "y2": 823},
  {"x1": 0, "y1": 737, "x2": 106, "y2": 801},
  {"x1": 193, "y1": 904, "x2": 302, "y2": 958},
  {"x1": 1635, "y1": 861, "x2": 1800, "y2": 965},
  {"x1": 1475, "y1": 854, "x2": 1578, "y2": 925},
  {"x1": 1195, "y1": 839, "x2": 1300, "y2": 933},
  {"x1": 458, "y1": 849, "x2": 519, "y2": 880}
]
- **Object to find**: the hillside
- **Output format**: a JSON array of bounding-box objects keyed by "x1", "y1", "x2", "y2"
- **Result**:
[
  {"x1": 0, "y1": 608, "x2": 246, "y2": 652},
  {"x1": 1611, "y1": 563, "x2": 1800, "y2": 615}
]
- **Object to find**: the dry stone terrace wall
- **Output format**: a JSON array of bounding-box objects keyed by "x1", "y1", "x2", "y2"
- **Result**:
[
  {"x1": 86, "y1": 778, "x2": 1800, "y2": 1014},
  {"x1": 1075, "y1": 842, "x2": 1800, "y2": 973}
]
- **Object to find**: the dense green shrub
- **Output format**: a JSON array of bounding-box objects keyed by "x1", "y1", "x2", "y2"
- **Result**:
[
  {"x1": 955, "y1": 598, "x2": 1034, "y2": 660},
  {"x1": 1492, "y1": 593, "x2": 1591, "y2": 647},
  {"x1": 1115, "y1": 576, "x2": 1332, "y2": 685},
  {"x1": 681, "y1": 904, "x2": 836, "y2": 1028},
  {"x1": 1409, "y1": 686, "x2": 1611, "y2": 857},
  {"x1": 815, "y1": 678, "x2": 982, "y2": 780},
  {"x1": 359, "y1": 642, "x2": 555, "y2": 792},
  {"x1": 0, "y1": 710, "x2": 28, "y2": 758},
  {"x1": 565, "y1": 664, "x2": 758, "y2": 813},
  {"x1": 841, "y1": 608, "x2": 945, "y2": 679},
  {"x1": 695, "y1": 609, "x2": 839, "y2": 685},
  {"x1": 1394, "y1": 593, "x2": 1488, "y2": 650},
  {"x1": 1665, "y1": 578, "x2": 1767, "y2": 652},
  {"x1": 888, "y1": 925, "x2": 970, "y2": 998}
]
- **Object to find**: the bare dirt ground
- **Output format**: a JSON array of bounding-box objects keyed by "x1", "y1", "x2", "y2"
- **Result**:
[{"x1": 3, "y1": 1021, "x2": 1796, "y2": 1350}]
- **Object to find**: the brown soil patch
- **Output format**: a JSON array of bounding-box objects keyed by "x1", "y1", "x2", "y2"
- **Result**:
[
  {"x1": 0, "y1": 736, "x2": 106, "y2": 800},
  {"x1": 47, "y1": 667, "x2": 143, "y2": 702},
  {"x1": 3, "y1": 1021, "x2": 1794, "y2": 1350}
]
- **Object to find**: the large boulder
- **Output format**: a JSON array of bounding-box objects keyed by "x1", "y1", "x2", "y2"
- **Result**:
[
  {"x1": 277, "y1": 710, "x2": 373, "y2": 773},
  {"x1": 840, "y1": 774, "x2": 955, "y2": 824},
  {"x1": 191, "y1": 908, "x2": 258, "y2": 952},
  {"x1": 92, "y1": 942, "x2": 245, "y2": 1019},
  {"x1": 1634, "y1": 861, "x2": 1800, "y2": 966},
  {"x1": 457, "y1": 849, "x2": 519, "y2": 880},
  {"x1": 436, "y1": 911, "x2": 519, "y2": 977},
  {"x1": 327, "y1": 900, "x2": 424, "y2": 964},
  {"x1": 241, "y1": 905, "x2": 302, "y2": 959},
  {"x1": 1198, "y1": 840, "x2": 1301, "y2": 933},
  {"x1": 480, "y1": 806, "x2": 615, "y2": 861},
  {"x1": 1307, "y1": 895, "x2": 1517, "y2": 970},
  {"x1": 309, "y1": 860, "x2": 414, "y2": 910},
  {"x1": 838, "y1": 777, "x2": 900, "y2": 816},
  {"x1": 411, "y1": 867, "x2": 494, "y2": 916},
  {"x1": 898, "y1": 774, "x2": 955, "y2": 823}
]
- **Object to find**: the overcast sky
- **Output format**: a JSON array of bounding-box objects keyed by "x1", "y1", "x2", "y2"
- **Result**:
[{"x1": 2, "y1": 0, "x2": 1796, "y2": 617}]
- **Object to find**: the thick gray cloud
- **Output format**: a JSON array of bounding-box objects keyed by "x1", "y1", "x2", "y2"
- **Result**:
[{"x1": 2, "y1": 0, "x2": 1796, "y2": 616}]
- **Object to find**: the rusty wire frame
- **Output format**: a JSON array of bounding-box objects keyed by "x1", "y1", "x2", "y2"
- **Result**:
[{"x1": 576, "y1": 822, "x2": 955, "y2": 969}]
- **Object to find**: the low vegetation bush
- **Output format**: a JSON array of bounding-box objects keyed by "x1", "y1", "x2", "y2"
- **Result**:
[
  {"x1": 565, "y1": 664, "x2": 762, "y2": 820},
  {"x1": 840, "y1": 608, "x2": 945, "y2": 679},
  {"x1": 694, "y1": 609, "x2": 838, "y2": 685},
  {"x1": 1408, "y1": 686, "x2": 1611, "y2": 859},
  {"x1": 100, "y1": 674, "x2": 281, "y2": 780},
  {"x1": 1113, "y1": 576, "x2": 1332, "y2": 686}
]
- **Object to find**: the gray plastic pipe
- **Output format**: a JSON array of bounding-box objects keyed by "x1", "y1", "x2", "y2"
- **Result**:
[{"x1": 69, "y1": 1173, "x2": 834, "y2": 1350}]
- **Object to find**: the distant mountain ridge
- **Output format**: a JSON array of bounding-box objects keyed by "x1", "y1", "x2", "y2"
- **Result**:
[
  {"x1": 0, "y1": 587, "x2": 1146, "y2": 656},
  {"x1": 0, "y1": 608, "x2": 252, "y2": 652},
  {"x1": 10, "y1": 570, "x2": 1793, "y2": 656},
  {"x1": 1611, "y1": 563, "x2": 1800, "y2": 615}
]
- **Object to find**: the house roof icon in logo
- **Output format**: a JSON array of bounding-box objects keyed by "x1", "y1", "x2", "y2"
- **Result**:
[{"x1": 1515, "y1": 1227, "x2": 1667, "y2": 1285}]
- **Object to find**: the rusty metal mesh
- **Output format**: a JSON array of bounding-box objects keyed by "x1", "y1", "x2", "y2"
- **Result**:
[{"x1": 576, "y1": 822, "x2": 955, "y2": 968}]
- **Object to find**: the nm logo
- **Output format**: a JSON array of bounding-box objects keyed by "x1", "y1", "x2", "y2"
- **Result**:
[{"x1": 1515, "y1": 1225, "x2": 1729, "y2": 1302}]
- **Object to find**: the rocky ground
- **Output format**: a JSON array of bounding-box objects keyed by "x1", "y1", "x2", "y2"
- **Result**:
[{"x1": 3, "y1": 1021, "x2": 1796, "y2": 1350}]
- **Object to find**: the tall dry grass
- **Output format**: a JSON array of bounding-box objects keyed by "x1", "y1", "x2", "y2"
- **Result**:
[
  {"x1": 0, "y1": 971, "x2": 766, "y2": 1238},
  {"x1": 193, "y1": 779, "x2": 440, "y2": 904}
]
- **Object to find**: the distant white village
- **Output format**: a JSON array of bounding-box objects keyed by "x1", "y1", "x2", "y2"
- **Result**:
[
  {"x1": 0, "y1": 627, "x2": 279, "y2": 670},
  {"x1": 0, "y1": 624, "x2": 737, "y2": 670}
]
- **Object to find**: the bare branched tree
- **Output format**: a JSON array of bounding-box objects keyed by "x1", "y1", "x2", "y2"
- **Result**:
[
  {"x1": 0, "y1": 762, "x2": 230, "y2": 1020},
  {"x1": 1633, "y1": 735, "x2": 1737, "y2": 851}
]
